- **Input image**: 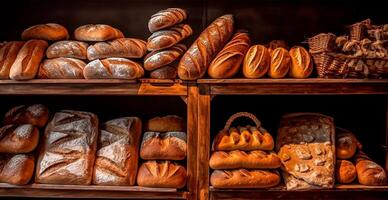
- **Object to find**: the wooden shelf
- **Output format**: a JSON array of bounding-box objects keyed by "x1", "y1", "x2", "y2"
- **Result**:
[
  {"x1": 0, "y1": 79, "x2": 187, "y2": 96},
  {"x1": 0, "y1": 183, "x2": 188, "y2": 199},
  {"x1": 198, "y1": 79, "x2": 388, "y2": 95}
]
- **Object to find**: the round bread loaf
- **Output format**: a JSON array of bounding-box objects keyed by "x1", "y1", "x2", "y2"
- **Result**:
[
  {"x1": 336, "y1": 131, "x2": 360, "y2": 160},
  {"x1": 22, "y1": 23, "x2": 69, "y2": 41},
  {"x1": 336, "y1": 160, "x2": 357, "y2": 184},
  {"x1": 0, "y1": 124, "x2": 39, "y2": 153},
  {"x1": 0, "y1": 154, "x2": 35, "y2": 185},
  {"x1": 3, "y1": 104, "x2": 49, "y2": 128}
]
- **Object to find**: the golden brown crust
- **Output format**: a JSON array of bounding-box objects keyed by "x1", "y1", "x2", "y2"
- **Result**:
[
  {"x1": 38, "y1": 58, "x2": 86, "y2": 79},
  {"x1": 289, "y1": 46, "x2": 313, "y2": 78},
  {"x1": 0, "y1": 41, "x2": 24, "y2": 79},
  {"x1": 46, "y1": 41, "x2": 88, "y2": 59},
  {"x1": 140, "y1": 132, "x2": 186, "y2": 160},
  {"x1": 74, "y1": 24, "x2": 124, "y2": 42},
  {"x1": 208, "y1": 31, "x2": 250, "y2": 79},
  {"x1": 136, "y1": 161, "x2": 187, "y2": 188},
  {"x1": 336, "y1": 160, "x2": 357, "y2": 184},
  {"x1": 87, "y1": 38, "x2": 146, "y2": 60},
  {"x1": 146, "y1": 115, "x2": 185, "y2": 132},
  {"x1": 148, "y1": 8, "x2": 187, "y2": 32},
  {"x1": 22, "y1": 23, "x2": 69, "y2": 41},
  {"x1": 146, "y1": 24, "x2": 192, "y2": 51},
  {"x1": 209, "y1": 150, "x2": 281, "y2": 169},
  {"x1": 355, "y1": 151, "x2": 387, "y2": 186},
  {"x1": 83, "y1": 58, "x2": 144, "y2": 79},
  {"x1": 243, "y1": 45, "x2": 270, "y2": 78},
  {"x1": 210, "y1": 169, "x2": 280, "y2": 188},
  {"x1": 0, "y1": 124, "x2": 39, "y2": 153},
  {"x1": 144, "y1": 44, "x2": 186, "y2": 71},
  {"x1": 178, "y1": 15, "x2": 234, "y2": 80},
  {"x1": 268, "y1": 47, "x2": 291, "y2": 78},
  {"x1": 0, "y1": 154, "x2": 35, "y2": 185},
  {"x1": 3, "y1": 104, "x2": 49, "y2": 128}
]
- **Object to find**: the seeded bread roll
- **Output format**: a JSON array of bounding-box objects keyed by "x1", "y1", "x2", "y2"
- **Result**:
[
  {"x1": 147, "y1": 24, "x2": 192, "y2": 51},
  {"x1": 46, "y1": 41, "x2": 88, "y2": 59},
  {"x1": 148, "y1": 8, "x2": 187, "y2": 32},
  {"x1": 74, "y1": 24, "x2": 124, "y2": 42},
  {"x1": 22, "y1": 23, "x2": 69, "y2": 41}
]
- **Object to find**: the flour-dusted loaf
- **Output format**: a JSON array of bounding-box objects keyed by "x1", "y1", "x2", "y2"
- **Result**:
[
  {"x1": 140, "y1": 131, "x2": 187, "y2": 160},
  {"x1": 0, "y1": 41, "x2": 24, "y2": 79},
  {"x1": 209, "y1": 150, "x2": 281, "y2": 170},
  {"x1": 208, "y1": 31, "x2": 250, "y2": 79},
  {"x1": 0, "y1": 154, "x2": 35, "y2": 185},
  {"x1": 93, "y1": 117, "x2": 142, "y2": 186},
  {"x1": 178, "y1": 15, "x2": 234, "y2": 80},
  {"x1": 212, "y1": 125, "x2": 274, "y2": 151},
  {"x1": 74, "y1": 24, "x2": 124, "y2": 42},
  {"x1": 84, "y1": 58, "x2": 144, "y2": 79},
  {"x1": 289, "y1": 46, "x2": 313, "y2": 78},
  {"x1": 137, "y1": 161, "x2": 187, "y2": 188},
  {"x1": 147, "y1": 24, "x2": 192, "y2": 51},
  {"x1": 144, "y1": 44, "x2": 186, "y2": 71},
  {"x1": 146, "y1": 115, "x2": 185, "y2": 132},
  {"x1": 336, "y1": 160, "x2": 357, "y2": 184},
  {"x1": 277, "y1": 113, "x2": 335, "y2": 190},
  {"x1": 210, "y1": 169, "x2": 280, "y2": 188},
  {"x1": 35, "y1": 110, "x2": 98, "y2": 185},
  {"x1": 354, "y1": 151, "x2": 387, "y2": 186},
  {"x1": 46, "y1": 41, "x2": 88, "y2": 59},
  {"x1": 38, "y1": 58, "x2": 86, "y2": 79},
  {"x1": 3, "y1": 104, "x2": 49, "y2": 128},
  {"x1": 0, "y1": 124, "x2": 39, "y2": 153},
  {"x1": 336, "y1": 128, "x2": 362, "y2": 160},
  {"x1": 87, "y1": 38, "x2": 147, "y2": 60},
  {"x1": 148, "y1": 8, "x2": 187, "y2": 32},
  {"x1": 243, "y1": 45, "x2": 271, "y2": 78},
  {"x1": 9, "y1": 40, "x2": 48, "y2": 80},
  {"x1": 150, "y1": 65, "x2": 178, "y2": 79},
  {"x1": 22, "y1": 23, "x2": 69, "y2": 41},
  {"x1": 269, "y1": 47, "x2": 291, "y2": 78}
]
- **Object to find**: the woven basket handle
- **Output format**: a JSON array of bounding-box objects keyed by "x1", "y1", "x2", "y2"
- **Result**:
[{"x1": 224, "y1": 112, "x2": 261, "y2": 130}]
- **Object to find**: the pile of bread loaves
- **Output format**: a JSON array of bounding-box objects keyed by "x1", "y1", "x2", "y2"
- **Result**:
[{"x1": 0, "y1": 104, "x2": 187, "y2": 188}]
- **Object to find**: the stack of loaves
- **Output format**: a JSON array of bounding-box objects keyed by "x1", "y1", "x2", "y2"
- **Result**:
[
  {"x1": 0, "y1": 104, "x2": 49, "y2": 185},
  {"x1": 335, "y1": 128, "x2": 387, "y2": 185},
  {"x1": 210, "y1": 112, "x2": 281, "y2": 188},
  {"x1": 137, "y1": 115, "x2": 187, "y2": 188},
  {"x1": 144, "y1": 8, "x2": 192, "y2": 79}
]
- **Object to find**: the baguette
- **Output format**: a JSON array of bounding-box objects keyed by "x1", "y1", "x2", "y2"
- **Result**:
[
  {"x1": 209, "y1": 150, "x2": 281, "y2": 169},
  {"x1": 144, "y1": 44, "x2": 186, "y2": 71},
  {"x1": 46, "y1": 41, "x2": 88, "y2": 59},
  {"x1": 210, "y1": 169, "x2": 280, "y2": 188},
  {"x1": 148, "y1": 8, "x2": 187, "y2": 32},
  {"x1": 147, "y1": 24, "x2": 192, "y2": 51},
  {"x1": 87, "y1": 38, "x2": 147, "y2": 60},
  {"x1": 0, "y1": 41, "x2": 24, "y2": 79}
]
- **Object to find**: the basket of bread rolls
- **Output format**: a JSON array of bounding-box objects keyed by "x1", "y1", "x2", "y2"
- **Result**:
[{"x1": 210, "y1": 112, "x2": 281, "y2": 188}]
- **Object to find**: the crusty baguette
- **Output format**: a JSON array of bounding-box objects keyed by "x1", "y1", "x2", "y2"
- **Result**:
[
  {"x1": 148, "y1": 8, "x2": 187, "y2": 32},
  {"x1": 0, "y1": 41, "x2": 24, "y2": 79},
  {"x1": 209, "y1": 150, "x2": 281, "y2": 169},
  {"x1": 74, "y1": 24, "x2": 124, "y2": 42},
  {"x1": 144, "y1": 44, "x2": 186, "y2": 71},
  {"x1": 210, "y1": 169, "x2": 280, "y2": 188},
  {"x1": 38, "y1": 58, "x2": 86, "y2": 79},
  {"x1": 178, "y1": 15, "x2": 234, "y2": 80},
  {"x1": 46, "y1": 40, "x2": 88, "y2": 59},
  {"x1": 87, "y1": 38, "x2": 147, "y2": 60},
  {"x1": 84, "y1": 58, "x2": 144, "y2": 79},
  {"x1": 22, "y1": 23, "x2": 69, "y2": 41},
  {"x1": 147, "y1": 24, "x2": 192, "y2": 51}
]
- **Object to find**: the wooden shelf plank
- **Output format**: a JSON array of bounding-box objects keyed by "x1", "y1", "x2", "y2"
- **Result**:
[
  {"x1": 198, "y1": 79, "x2": 388, "y2": 95},
  {"x1": 0, "y1": 183, "x2": 187, "y2": 199},
  {"x1": 209, "y1": 184, "x2": 388, "y2": 191}
]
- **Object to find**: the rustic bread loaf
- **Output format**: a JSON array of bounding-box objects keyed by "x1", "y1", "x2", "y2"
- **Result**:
[
  {"x1": 0, "y1": 124, "x2": 39, "y2": 153},
  {"x1": 277, "y1": 113, "x2": 335, "y2": 190},
  {"x1": 178, "y1": 15, "x2": 234, "y2": 80},
  {"x1": 144, "y1": 44, "x2": 186, "y2": 71},
  {"x1": 38, "y1": 58, "x2": 86, "y2": 79},
  {"x1": 46, "y1": 41, "x2": 88, "y2": 59},
  {"x1": 74, "y1": 24, "x2": 124, "y2": 42},
  {"x1": 243, "y1": 45, "x2": 270, "y2": 78},
  {"x1": 150, "y1": 65, "x2": 178, "y2": 79},
  {"x1": 210, "y1": 169, "x2": 280, "y2": 188},
  {"x1": 336, "y1": 160, "x2": 357, "y2": 184},
  {"x1": 87, "y1": 38, "x2": 147, "y2": 60},
  {"x1": 22, "y1": 23, "x2": 69, "y2": 41},
  {"x1": 0, "y1": 41, "x2": 24, "y2": 79},
  {"x1": 3, "y1": 104, "x2": 49, "y2": 128},
  {"x1": 0, "y1": 154, "x2": 35, "y2": 185},
  {"x1": 148, "y1": 8, "x2": 187, "y2": 32},
  {"x1": 146, "y1": 115, "x2": 185, "y2": 132},
  {"x1": 355, "y1": 151, "x2": 387, "y2": 186},
  {"x1": 140, "y1": 131, "x2": 187, "y2": 160},
  {"x1": 147, "y1": 24, "x2": 192, "y2": 51},
  {"x1": 336, "y1": 128, "x2": 361, "y2": 160},
  {"x1": 209, "y1": 150, "x2": 281, "y2": 170},
  {"x1": 84, "y1": 58, "x2": 144, "y2": 79},
  {"x1": 289, "y1": 46, "x2": 313, "y2": 78},
  {"x1": 9, "y1": 40, "x2": 48, "y2": 80},
  {"x1": 35, "y1": 110, "x2": 98, "y2": 185},
  {"x1": 212, "y1": 125, "x2": 274, "y2": 151},
  {"x1": 268, "y1": 47, "x2": 291, "y2": 78},
  {"x1": 93, "y1": 117, "x2": 142, "y2": 186},
  {"x1": 208, "y1": 31, "x2": 250, "y2": 79},
  {"x1": 137, "y1": 161, "x2": 186, "y2": 188}
]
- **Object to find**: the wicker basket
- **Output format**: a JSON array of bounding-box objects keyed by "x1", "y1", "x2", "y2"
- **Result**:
[
  {"x1": 223, "y1": 112, "x2": 261, "y2": 131},
  {"x1": 311, "y1": 52, "x2": 334, "y2": 77},
  {"x1": 307, "y1": 33, "x2": 336, "y2": 53},
  {"x1": 349, "y1": 19, "x2": 371, "y2": 41}
]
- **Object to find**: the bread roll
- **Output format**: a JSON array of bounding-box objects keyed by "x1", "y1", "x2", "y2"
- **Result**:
[
  {"x1": 0, "y1": 124, "x2": 39, "y2": 153},
  {"x1": 140, "y1": 131, "x2": 187, "y2": 160},
  {"x1": 178, "y1": 15, "x2": 234, "y2": 80},
  {"x1": 35, "y1": 110, "x2": 98, "y2": 185},
  {"x1": 3, "y1": 104, "x2": 49, "y2": 128},
  {"x1": 355, "y1": 151, "x2": 387, "y2": 186},
  {"x1": 0, "y1": 41, "x2": 24, "y2": 79},
  {"x1": 289, "y1": 46, "x2": 313, "y2": 78},
  {"x1": 208, "y1": 31, "x2": 250, "y2": 79},
  {"x1": 74, "y1": 24, "x2": 124, "y2": 42},
  {"x1": 144, "y1": 44, "x2": 186, "y2": 71},
  {"x1": 212, "y1": 125, "x2": 274, "y2": 151},
  {"x1": 336, "y1": 129, "x2": 361, "y2": 160},
  {"x1": 146, "y1": 115, "x2": 185, "y2": 132},
  {"x1": 84, "y1": 58, "x2": 144, "y2": 79},
  {"x1": 336, "y1": 160, "x2": 357, "y2": 184},
  {"x1": 38, "y1": 58, "x2": 86, "y2": 79},
  {"x1": 210, "y1": 169, "x2": 280, "y2": 188},
  {"x1": 148, "y1": 8, "x2": 187, "y2": 32},
  {"x1": 137, "y1": 161, "x2": 186, "y2": 188},
  {"x1": 268, "y1": 47, "x2": 291, "y2": 78},
  {"x1": 46, "y1": 41, "x2": 88, "y2": 59},
  {"x1": 22, "y1": 23, "x2": 69, "y2": 41},
  {"x1": 150, "y1": 65, "x2": 177, "y2": 79},
  {"x1": 93, "y1": 117, "x2": 142, "y2": 186},
  {"x1": 9, "y1": 40, "x2": 48, "y2": 80},
  {"x1": 209, "y1": 150, "x2": 280, "y2": 170},
  {"x1": 87, "y1": 38, "x2": 147, "y2": 60},
  {"x1": 0, "y1": 154, "x2": 35, "y2": 185},
  {"x1": 147, "y1": 24, "x2": 192, "y2": 51},
  {"x1": 242, "y1": 45, "x2": 270, "y2": 78}
]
